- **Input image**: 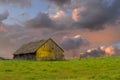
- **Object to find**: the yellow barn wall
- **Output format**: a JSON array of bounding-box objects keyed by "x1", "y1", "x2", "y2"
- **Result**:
[{"x1": 36, "y1": 39, "x2": 64, "y2": 60}]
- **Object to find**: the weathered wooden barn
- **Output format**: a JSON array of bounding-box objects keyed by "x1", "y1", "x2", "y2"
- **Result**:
[{"x1": 13, "y1": 38, "x2": 64, "y2": 60}]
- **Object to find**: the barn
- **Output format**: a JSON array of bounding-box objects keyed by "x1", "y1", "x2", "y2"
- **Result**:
[{"x1": 13, "y1": 38, "x2": 64, "y2": 60}]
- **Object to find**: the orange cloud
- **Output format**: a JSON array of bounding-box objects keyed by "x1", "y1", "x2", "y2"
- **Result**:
[
  {"x1": 76, "y1": 26, "x2": 120, "y2": 46},
  {"x1": 0, "y1": 26, "x2": 8, "y2": 32},
  {"x1": 72, "y1": 7, "x2": 85, "y2": 22},
  {"x1": 105, "y1": 46, "x2": 115, "y2": 56}
]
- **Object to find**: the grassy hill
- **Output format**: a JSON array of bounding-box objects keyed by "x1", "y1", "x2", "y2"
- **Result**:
[{"x1": 0, "y1": 57, "x2": 120, "y2": 80}]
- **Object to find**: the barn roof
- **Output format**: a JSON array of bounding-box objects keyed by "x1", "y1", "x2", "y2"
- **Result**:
[
  {"x1": 13, "y1": 38, "x2": 64, "y2": 55},
  {"x1": 13, "y1": 40, "x2": 46, "y2": 55}
]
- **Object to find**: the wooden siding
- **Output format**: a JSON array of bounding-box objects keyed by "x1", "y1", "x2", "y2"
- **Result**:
[{"x1": 14, "y1": 53, "x2": 36, "y2": 60}]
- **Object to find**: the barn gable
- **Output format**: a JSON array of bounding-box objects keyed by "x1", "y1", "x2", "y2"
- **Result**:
[{"x1": 36, "y1": 38, "x2": 64, "y2": 60}]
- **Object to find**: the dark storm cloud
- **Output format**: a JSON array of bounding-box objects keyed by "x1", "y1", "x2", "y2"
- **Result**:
[
  {"x1": 25, "y1": 12, "x2": 68, "y2": 30},
  {"x1": 44, "y1": 0, "x2": 120, "y2": 30},
  {"x1": 72, "y1": 0, "x2": 120, "y2": 30},
  {"x1": 45, "y1": 0, "x2": 71, "y2": 6},
  {"x1": 60, "y1": 35, "x2": 89, "y2": 50},
  {"x1": 0, "y1": 0, "x2": 32, "y2": 7},
  {"x1": 26, "y1": 12, "x2": 54, "y2": 28},
  {"x1": 0, "y1": 10, "x2": 9, "y2": 21}
]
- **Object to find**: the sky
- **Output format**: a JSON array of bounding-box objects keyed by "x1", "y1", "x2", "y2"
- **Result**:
[{"x1": 0, "y1": 0, "x2": 120, "y2": 59}]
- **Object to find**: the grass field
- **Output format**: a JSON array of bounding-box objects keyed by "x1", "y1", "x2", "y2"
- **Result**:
[{"x1": 0, "y1": 57, "x2": 120, "y2": 80}]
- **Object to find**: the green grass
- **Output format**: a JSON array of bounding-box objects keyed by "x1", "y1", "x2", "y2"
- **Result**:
[{"x1": 0, "y1": 57, "x2": 120, "y2": 80}]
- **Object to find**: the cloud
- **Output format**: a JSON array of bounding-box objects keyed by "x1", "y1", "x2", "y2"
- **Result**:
[
  {"x1": 72, "y1": 7, "x2": 85, "y2": 22},
  {"x1": 0, "y1": 10, "x2": 9, "y2": 32},
  {"x1": 0, "y1": 0, "x2": 32, "y2": 7},
  {"x1": 104, "y1": 46, "x2": 115, "y2": 56},
  {"x1": 0, "y1": 10, "x2": 9, "y2": 21},
  {"x1": 45, "y1": 0, "x2": 71, "y2": 7},
  {"x1": 50, "y1": 10, "x2": 73, "y2": 29},
  {"x1": 50, "y1": 10, "x2": 66, "y2": 19},
  {"x1": 25, "y1": 11, "x2": 72, "y2": 30},
  {"x1": 25, "y1": 12, "x2": 54, "y2": 28},
  {"x1": 0, "y1": 25, "x2": 8, "y2": 32},
  {"x1": 60, "y1": 35, "x2": 89, "y2": 50},
  {"x1": 80, "y1": 47, "x2": 105, "y2": 58},
  {"x1": 72, "y1": 0, "x2": 120, "y2": 30},
  {"x1": 43, "y1": 0, "x2": 120, "y2": 31},
  {"x1": 80, "y1": 46, "x2": 120, "y2": 58},
  {"x1": 18, "y1": 0, "x2": 120, "y2": 31}
]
